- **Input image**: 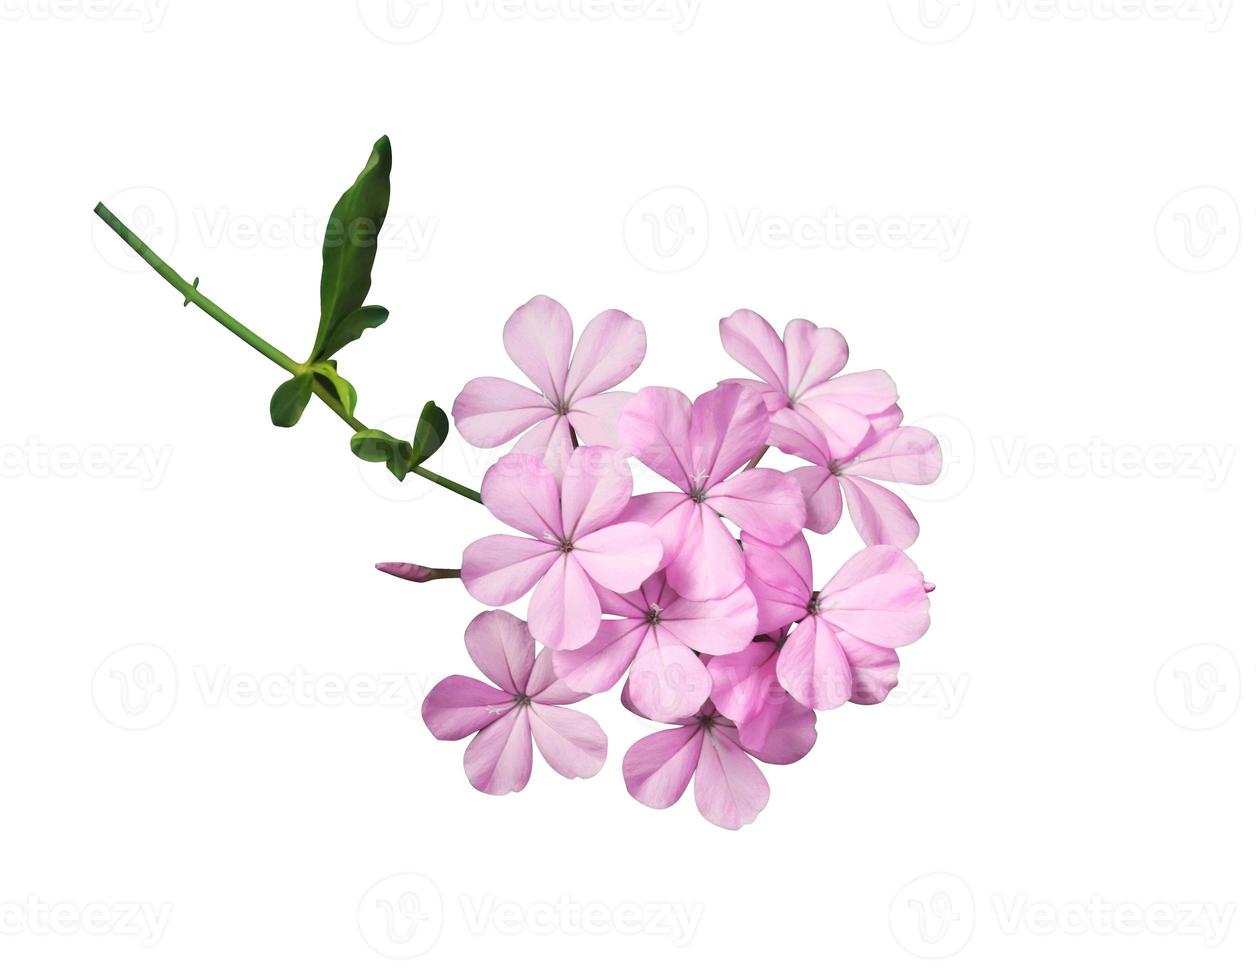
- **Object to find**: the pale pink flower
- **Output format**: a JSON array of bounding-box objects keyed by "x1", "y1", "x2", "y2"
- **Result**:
[
  {"x1": 461, "y1": 447, "x2": 662, "y2": 650},
  {"x1": 552, "y1": 571, "x2": 758, "y2": 721},
  {"x1": 422, "y1": 611, "x2": 607, "y2": 795},
  {"x1": 741, "y1": 533, "x2": 930, "y2": 710},
  {"x1": 773, "y1": 407, "x2": 942, "y2": 546},
  {"x1": 617, "y1": 383, "x2": 806, "y2": 601},
  {"x1": 720, "y1": 308, "x2": 899, "y2": 459},
  {"x1": 622, "y1": 694, "x2": 817, "y2": 831},
  {"x1": 453, "y1": 295, "x2": 645, "y2": 472}
]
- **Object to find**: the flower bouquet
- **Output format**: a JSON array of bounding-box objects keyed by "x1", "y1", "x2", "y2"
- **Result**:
[{"x1": 95, "y1": 136, "x2": 941, "y2": 829}]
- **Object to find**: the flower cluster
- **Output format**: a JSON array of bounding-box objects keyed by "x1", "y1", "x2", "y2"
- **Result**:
[{"x1": 419, "y1": 295, "x2": 940, "y2": 829}]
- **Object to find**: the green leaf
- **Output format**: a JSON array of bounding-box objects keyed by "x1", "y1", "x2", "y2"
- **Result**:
[
  {"x1": 411, "y1": 401, "x2": 449, "y2": 467},
  {"x1": 310, "y1": 362, "x2": 358, "y2": 416},
  {"x1": 312, "y1": 136, "x2": 392, "y2": 359},
  {"x1": 350, "y1": 429, "x2": 412, "y2": 482},
  {"x1": 322, "y1": 304, "x2": 389, "y2": 359},
  {"x1": 270, "y1": 374, "x2": 314, "y2": 427}
]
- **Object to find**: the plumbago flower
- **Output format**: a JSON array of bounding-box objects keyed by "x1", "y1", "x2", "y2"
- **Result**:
[
  {"x1": 720, "y1": 309, "x2": 898, "y2": 457},
  {"x1": 772, "y1": 407, "x2": 942, "y2": 546},
  {"x1": 733, "y1": 533, "x2": 931, "y2": 712},
  {"x1": 461, "y1": 446, "x2": 662, "y2": 650},
  {"x1": 618, "y1": 383, "x2": 806, "y2": 601},
  {"x1": 621, "y1": 690, "x2": 817, "y2": 831},
  {"x1": 453, "y1": 295, "x2": 646, "y2": 473},
  {"x1": 552, "y1": 571, "x2": 758, "y2": 721},
  {"x1": 422, "y1": 611, "x2": 607, "y2": 795},
  {"x1": 96, "y1": 135, "x2": 943, "y2": 830}
]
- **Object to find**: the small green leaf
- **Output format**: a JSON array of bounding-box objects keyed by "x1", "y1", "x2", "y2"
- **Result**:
[
  {"x1": 312, "y1": 136, "x2": 392, "y2": 360},
  {"x1": 350, "y1": 429, "x2": 412, "y2": 482},
  {"x1": 411, "y1": 401, "x2": 449, "y2": 466},
  {"x1": 310, "y1": 362, "x2": 358, "y2": 416},
  {"x1": 270, "y1": 374, "x2": 314, "y2": 428},
  {"x1": 322, "y1": 305, "x2": 389, "y2": 359}
]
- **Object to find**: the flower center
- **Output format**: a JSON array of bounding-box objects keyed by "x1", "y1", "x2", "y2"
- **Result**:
[
  {"x1": 645, "y1": 602, "x2": 664, "y2": 626},
  {"x1": 807, "y1": 591, "x2": 821, "y2": 616},
  {"x1": 558, "y1": 539, "x2": 574, "y2": 553},
  {"x1": 514, "y1": 693, "x2": 532, "y2": 708},
  {"x1": 827, "y1": 460, "x2": 843, "y2": 476},
  {"x1": 554, "y1": 399, "x2": 570, "y2": 416}
]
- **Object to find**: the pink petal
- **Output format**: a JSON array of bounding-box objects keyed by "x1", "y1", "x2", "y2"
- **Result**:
[
  {"x1": 782, "y1": 318, "x2": 849, "y2": 399},
  {"x1": 618, "y1": 387, "x2": 694, "y2": 488},
  {"x1": 512, "y1": 413, "x2": 575, "y2": 478},
  {"x1": 768, "y1": 408, "x2": 832, "y2": 466},
  {"x1": 573, "y1": 522, "x2": 662, "y2": 593},
  {"x1": 461, "y1": 535, "x2": 559, "y2": 606},
  {"x1": 421, "y1": 676, "x2": 516, "y2": 740},
  {"x1": 840, "y1": 631, "x2": 901, "y2": 705},
  {"x1": 565, "y1": 309, "x2": 646, "y2": 404},
  {"x1": 619, "y1": 493, "x2": 696, "y2": 568},
  {"x1": 627, "y1": 631, "x2": 712, "y2": 721},
  {"x1": 738, "y1": 696, "x2": 818, "y2": 765},
  {"x1": 705, "y1": 468, "x2": 805, "y2": 545},
  {"x1": 663, "y1": 503, "x2": 745, "y2": 601},
  {"x1": 843, "y1": 426, "x2": 943, "y2": 485},
  {"x1": 719, "y1": 309, "x2": 787, "y2": 393},
  {"x1": 776, "y1": 616, "x2": 853, "y2": 710},
  {"x1": 561, "y1": 445, "x2": 632, "y2": 540},
  {"x1": 527, "y1": 554, "x2": 601, "y2": 651},
  {"x1": 551, "y1": 618, "x2": 648, "y2": 694},
  {"x1": 463, "y1": 610, "x2": 535, "y2": 695},
  {"x1": 688, "y1": 383, "x2": 770, "y2": 486},
  {"x1": 839, "y1": 475, "x2": 921, "y2": 548},
  {"x1": 502, "y1": 295, "x2": 572, "y2": 403},
  {"x1": 742, "y1": 532, "x2": 813, "y2": 632},
  {"x1": 803, "y1": 369, "x2": 899, "y2": 416},
  {"x1": 693, "y1": 726, "x2": 770, "y2": 830},
  {"x1": 790, "y1": 464, "x2": 844, "y2": 534},
  {"x1": 527, "y1": 703, "x2": 607, "y2": 779},
  {"x1": 818, "y1": 546, "x2": 930, "y2": 648},
  {"x1": 721, "y1": 377, "x2": 787, "y2": 413},
  {"x1": 463, "y1": 707, "x2": 533, "y2": 795},
  {"x1": 622, "y1": 724, "x2": 703, "y2": 810},
  {"x1": 793, "y1": 401, "x2": 871, "y2": 460},
  {"x1": 567, "y1": 390, "x2": 634, "y2": 448},
  {"x1": 524, "y1": 648, "x2": 588, "y2": 705},
  {"x1": 452, "y1": 376, "x2": 553, "y2": 448},
  {"x1": 707, "y1": 640, "x2": 788, "y2": 751},
  {"x1": 480, "y1": 453, "x2": 563, "y2": 540},
  {"x1": 659, "y1": 583, "x2": 759, "y2": 655}
]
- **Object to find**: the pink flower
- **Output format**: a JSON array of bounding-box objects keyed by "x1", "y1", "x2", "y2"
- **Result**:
[
  {"x1": 773, "y1": 408, "x2": 942, "y2": 546},
  {"x1": 453, "y1": 295, "x2": 646, "y2": 472},
  {"x1": 741, "y1": 533, "x2": 931, "y2": 711},
  {"x1": 462, "y1": 447, "x2": 663, "y2": 650},
  {"x1": 622, "y1": 695, "x2": 817, "y2": 830},
  {"x1": 720, "y1": 309, "x2": 899, "y2": 459},
  {"x1": 617, "y1": 383, "x2": 806, "y2": 601},
  {"x1": 422, "y1": 611, "x2": 608, "y2": 795},
  {"x1": 552, "y1": 571, "x2": 759, "y2": 721}
]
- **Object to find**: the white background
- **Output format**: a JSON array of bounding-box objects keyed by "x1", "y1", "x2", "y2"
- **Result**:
[{"x1": 1, "y1": 0, "x2": 1252, "y2": 975}]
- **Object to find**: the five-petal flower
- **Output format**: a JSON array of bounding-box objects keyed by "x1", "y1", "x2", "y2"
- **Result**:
[
  {"x1": 461, "y1": 446, "x2": 662, "y2": 650},
  {"x1": 422, "y1": 611, "x2": 609, "y2": 795},
  {"x1": 617, "y1": 383, "x2": 806, "y2": 600},
  {"x1": 552, "y1": 571, "x2": 759, "y2": 721},
  {"x1": 453, "y1": 295, "x2": 646, "y2": 473}
]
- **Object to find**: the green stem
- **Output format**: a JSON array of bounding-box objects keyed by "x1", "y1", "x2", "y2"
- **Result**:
[{"x1": 93, "y1": 202, "x2": 481, "y2": 504}]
